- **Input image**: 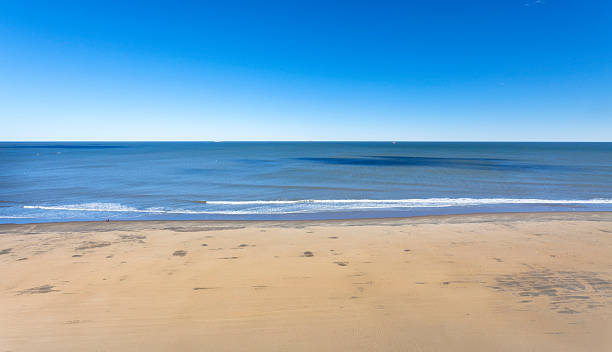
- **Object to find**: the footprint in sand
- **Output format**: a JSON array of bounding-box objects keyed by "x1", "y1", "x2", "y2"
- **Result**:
[{"x1": 172, "y1": 250, "x2": 187, "y2": 257}]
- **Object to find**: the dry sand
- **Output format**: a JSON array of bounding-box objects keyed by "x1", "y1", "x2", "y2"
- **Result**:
[{"x1": 1, "y1": 212, "x2": 611, "y2": 351}]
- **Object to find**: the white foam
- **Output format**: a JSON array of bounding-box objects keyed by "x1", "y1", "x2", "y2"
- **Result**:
[
  {"x1": 24, "y1": 203, "x2": 151, "y2": 213},
  {"x1": 21, "y1": 198, "x2": 612, "y2": 216},
  {"x1": 204, "y1": 198, "x2": 612, "y2": 206},
  {"x1": 23, "y1": 203, "x2": 289, "y2": 215}
]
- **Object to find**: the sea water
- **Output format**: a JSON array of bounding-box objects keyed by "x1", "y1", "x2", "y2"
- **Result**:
[{"x1": 1, "y1": 142, "x2": 611, "y2": 223}]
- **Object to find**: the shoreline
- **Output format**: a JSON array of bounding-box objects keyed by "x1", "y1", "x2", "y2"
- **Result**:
[
  {"x1": 2, "y1": 211, "x2": 611, "y2": 351},
  {"x1": 3, "y1": 210, "x2": 612, "y2": 227}
]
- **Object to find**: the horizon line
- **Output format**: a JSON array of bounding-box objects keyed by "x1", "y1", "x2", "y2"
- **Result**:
[{"x1": 1, "y1": 140, "x2": 611, "y2": 143}]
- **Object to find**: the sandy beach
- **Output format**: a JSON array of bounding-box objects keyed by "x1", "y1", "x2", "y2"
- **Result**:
[{"x1": 1, "y1": 212, "x2": 611, "y2": 351}]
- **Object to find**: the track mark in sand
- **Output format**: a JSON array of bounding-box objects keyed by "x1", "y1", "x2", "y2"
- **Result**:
[
  {"x1": 0, "y1": 248, "x2": 13, "y2": 255},
  {"x1": 172, "y1": 250, "x2": 187, "y2": 257},
  {"x1": 16, "y1": 257, "x2": 28, "y2": 261},
  {"x1": 75, "y1": 241, "x2": 111, "y2": 250},
  {"x1": 252, "y1": 285, "x2": 268, "y2": 289},
  {"x1": 403, "y1": 249, "x2": 411, "y2": 252},
  {"x1": 119, "y1": 234, "x2": 146, "y2": 243},
  {"x1": 493, "y1": 257, "x2": 503, "y2": 262},
  {"x1": 328, "y1": 236, "x2": 338, "y2": 239},
  {"x1": 302, "y1": 251, "x2": 314, "y2": 257},
  {"x1": 217, "y1": 256, "x2": 238, "y2": 260},
  {"x1": 352, "y1": 281, "x2": 373, "y2": 286},
  {"x1": 450, "y1": 241, "x2": 475, "y2": 246},
  {"x1": 72, "y1": 254, "x2": 83, "y2": 258},
  {"x1": 17, "y1": 284, "x2": 59, "y2": 295},
  {"x1": 201, "y1": 243, "x2": 208, "y2": 246},
  {"x1": 165, "y1": 226, "x2": 244, "y2": 232},
  {"x1": 334, "y1": 261, "x2": 348, "y2": 266},
  {"x1": 64, "y1": 320, "x2": 91, "y2": 325},
  {"x1": 193, "y1": 287, "x2": 220, "y2": 290},
  {"x1": 492, "y1": 269, "x2": 612, "y2": 314}
]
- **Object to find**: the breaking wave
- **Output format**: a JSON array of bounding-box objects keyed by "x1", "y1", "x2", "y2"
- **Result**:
[{"x1": 23, "y1": 198, "x2": 612, "y2": 215}]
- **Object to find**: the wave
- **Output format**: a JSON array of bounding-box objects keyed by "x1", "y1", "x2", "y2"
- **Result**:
[
  {"x1": 204, "y1": 198, "x2": 612, "y2": 205},
  {"x1": 24, "y1": 203, "x2": 162, "y2": 213},
  {"x1": 21, "y1": 198, "x2": 612, "y2": 215},
  {"x1": 23, "y1": 203, "x2": 281, "y2": 215}
]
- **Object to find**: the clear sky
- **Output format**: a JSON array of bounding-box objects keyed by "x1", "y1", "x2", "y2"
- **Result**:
[{"x1": 1, "y1": 1, "x2": 610, "y2": 141}]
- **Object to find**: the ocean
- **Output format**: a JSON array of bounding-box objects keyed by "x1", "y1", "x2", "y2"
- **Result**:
[{"x1": 1, "y1": 142, "x2": 611, "y2": 223}]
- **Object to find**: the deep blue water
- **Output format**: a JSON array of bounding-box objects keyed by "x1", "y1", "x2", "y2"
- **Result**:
[{"x1": 1, "y1": 142, "x2": 611, "y2": 223}]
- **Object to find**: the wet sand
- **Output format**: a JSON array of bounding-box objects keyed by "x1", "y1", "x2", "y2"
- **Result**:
[{"x1": 1, "y1": 212, "x2": 611, "y2": 351}]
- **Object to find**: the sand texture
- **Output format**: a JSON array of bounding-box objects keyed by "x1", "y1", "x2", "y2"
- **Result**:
[{"x1": 1, "y1": 212, "x2": 611, "y2": 351}]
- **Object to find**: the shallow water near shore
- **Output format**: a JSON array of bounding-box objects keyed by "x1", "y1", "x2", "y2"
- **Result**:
[{"x1": 1, "y1": 142, "x2": 612, "y2": 223}]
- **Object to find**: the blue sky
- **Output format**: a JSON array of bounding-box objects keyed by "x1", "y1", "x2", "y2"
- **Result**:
[{"x1": 1, "y1": 1, "x2": 610, "y2": 141}]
